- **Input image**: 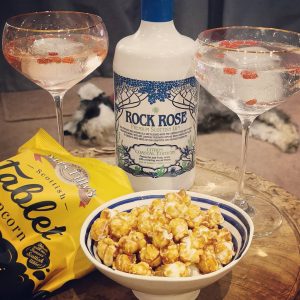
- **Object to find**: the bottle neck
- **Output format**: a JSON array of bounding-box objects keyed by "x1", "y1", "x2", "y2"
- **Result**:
[
  {"x1": 141, "y1": 0, "x2": 173, "y2": 22},
  {"x1": 138, "y1": 20, "x2": 177, "y2": 36}
]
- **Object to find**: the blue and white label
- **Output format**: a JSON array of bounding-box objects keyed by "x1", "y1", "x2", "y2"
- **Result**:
[{"x1": 114, "y1": 73, "x2": 198, "y2": 178}]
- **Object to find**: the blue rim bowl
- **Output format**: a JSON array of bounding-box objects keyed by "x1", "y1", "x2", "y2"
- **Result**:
[{"x1": 80, "y1": 190, "x2": 254, "y2": 297}]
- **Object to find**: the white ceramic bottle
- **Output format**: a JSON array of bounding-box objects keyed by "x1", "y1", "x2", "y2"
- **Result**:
[{"x1": 113, "y1": 0, "x2": 198, "y2": 191}]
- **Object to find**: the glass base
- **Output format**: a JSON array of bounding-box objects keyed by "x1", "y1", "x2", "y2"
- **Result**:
[{"x1": 219, "y1": 192, "x2": 282, "y2": 238}]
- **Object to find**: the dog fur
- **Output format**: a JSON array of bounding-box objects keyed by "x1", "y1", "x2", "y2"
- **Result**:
[
  {"x1": 64, "y1": 82, "x2": 299, "y2": 153},
  {"x1": 64, "y1": 83, "x2": 115, "y2": 147}
]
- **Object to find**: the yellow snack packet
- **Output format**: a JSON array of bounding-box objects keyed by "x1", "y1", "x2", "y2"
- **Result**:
[{"x1": 0, "y1": 129, "x2": 133, "y2": 299}]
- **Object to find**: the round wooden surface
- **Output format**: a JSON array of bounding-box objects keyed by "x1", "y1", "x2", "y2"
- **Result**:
[{"x1": 50, "y1": 153, "x2": 300, "y2": 300}]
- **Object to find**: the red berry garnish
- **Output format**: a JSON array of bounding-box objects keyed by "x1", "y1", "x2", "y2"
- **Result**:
[
  {"x1": 48, "y1": 52, "x2": 58, "y2": 56},
  {"x1": 241, "y1": 70, "x2": 258, "y2": 79},
  {"x1": 245, "y1": 99, "x2": 257, "y2": 105},
  {"x1": 62, "y1": 56, "x2": 75, "y2": 64},
  {"x1": 223, "y1": 67, "x2": 237, "y2": 75}
]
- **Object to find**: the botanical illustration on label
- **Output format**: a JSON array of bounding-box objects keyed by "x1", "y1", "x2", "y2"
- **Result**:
[{"x1": 114, "y1": 73, "x2": 198, "y2": 178}]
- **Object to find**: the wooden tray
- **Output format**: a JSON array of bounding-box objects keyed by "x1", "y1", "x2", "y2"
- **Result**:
[{"x1": 50, "y1": 153, "x2": 300, "y2": 300}]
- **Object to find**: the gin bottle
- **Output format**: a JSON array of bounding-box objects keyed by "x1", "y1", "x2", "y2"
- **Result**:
[{"x1": 113, "y1": 0, "x2": 198, "y2": 191}]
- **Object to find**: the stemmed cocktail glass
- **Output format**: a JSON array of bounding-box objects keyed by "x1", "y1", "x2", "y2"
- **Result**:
[
  {"x1": 2, "y1": 11, "x2": 108, "y2": 145},
  {"x1": 195, "y1": 26, "x2": 300, "y2": 237}
]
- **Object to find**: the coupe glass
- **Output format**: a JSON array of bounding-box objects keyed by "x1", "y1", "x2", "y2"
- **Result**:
[
  {"x1": 195, "y1": 26, "x2": 300, "y2": 237},
  {"x1": 2, "y1": 11, "x2": 108, "y2": 146}
]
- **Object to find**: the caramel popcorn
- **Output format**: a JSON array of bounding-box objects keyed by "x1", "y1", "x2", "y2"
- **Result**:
[
  {"x1": 90, "y1": 190, "x2": 235, "y2": 277},
  {"x1": 185, "y1": 203, "x2": 206, "y2": 228},
  {"x1": 100, "y1": 208, "x2": 118, "y2": 220},
  {"x1": 164, "y1": 195, "x2": 188, "y2": 219},
  {"x1": 97, "y1": 237, "x2": 118, "y2": 267},
  {"x1": 193, "y1": 225, "x2": 218, "y2": 247},
  {"x1": 109, "y1": 214, "x2": 132, "y2": 238},
  {"x1": 214, "y1": 241, "x2": 235, "y2": 265},
  {"x1": 137, "y1": 210, "x2": 153, "y2": 236},
  {"x1": 160, "y1": 243, "x2": 179, "y2": 264},
  {"x1": 139, "y1": 244, "x2": 162, "y2": 268},
  {"x1": 169, "y1": 218, "x2": 189, "y2": 241},
  {"x1": 149, "y1": 198, "x2": 165, "y2": 214},
  {"x1": 155, "y1": 261, "x2": 190, "y2": 277},
  {"x1": 177, "y1": 189, "x2": 192, "y2": 206},
  {"x1": 118, "y1": 231, "x2": 147, "y2": 255},
  {"x1": 198, "y1": 246, "x2": 221, "y2": 274},
  {"x1": 90, "y1": 218, "x2": 109, "y2": 241},
  {"x1": 113, "y1": 254, "x2": 135, "y2": 273},
  {"x1": 179, "y1": 235, "x2": 202, "y2": 264},
  {"x1": 206, "y1": 205, "x2": 225, "y2": 228},
  {"x1": 217, "y1": 227, "x2": 232, "y2": 242},
  {"x1": 131, "y1": 262, "x2": 153, "y2": 276},
  {"x1": 152, "y1": 225, "x2": 173, "y2": 248}
]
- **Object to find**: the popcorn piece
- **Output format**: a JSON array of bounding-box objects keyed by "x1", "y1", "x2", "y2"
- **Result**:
[
  {"x1": 155, "y1": 261, "x2": 190, "y2": 277},
  {"x1": 152, "y1": 226, "x2": 173, "y2": 249},
  {"x1": 165, "y1": 191, "x2": 181, "y2": 202},
  {"x1": 154, "y1": 211, "x2": 170, "y2": 226},
  {"x1": 193, "y1": 225, "x2": 217, "y2": 247},
  {"x1": 90, "y1": 218, "x2": 109, "y2": 241},
  {"x1": 118, "y1": 211, "x2": 137, "y2": 229},
  {"x1": 217, "y1": 227, "x2": 232, "y2": 242},
  {"x1": 206, "y1": 205, "x2": 224, "y2": 227},
  {"x1": 97, "y1": 237, "x2": 118, "y2": 267},
  {"x1": 118, "y1": 231, "x2": 147, "y2": 255},
  {"x1": 149, "y1": 198, "x2": 165, "y2": 214},
  {"x1": 130, "y1": 205, "x2": 148, "y2": 218},
  {"x1": 198, "y1": 246, "x2": 221, "y2": 274},
  {"x1": 179, "y1": 235, "x2": 202, "y2": 264},
  {"x1": 164, "y1": 198, "x2": 188, "y2": 219},
  {"x1": 100, "y1": 208, "x2": 118, "y2": 220},
  {"x1": 131, "y1": 262, "x2": 153, "y2": 276},
  {"x1": 169, "y1": 218, "x2": 189, "y2": 241},
  {"x1": 177, "y1": 189, "x2": 191, "y2": 206},
  {"x1": 185, "y1": 203, "x2": 206, "y2": 228},
  {"x1": 139, "y1": 244, "x2": 161, "y2": 268},
  {"x1": 160, "y1": 243, "x2": 179, "y2": 264},
  {"x1": 214, "y1": 241, "x2": 235, "y2": 265},
  {"x1": 113, "y1": 254, "x2": 135, "y2": 273},
  {"x1": 109, "y1": 214, "x2": 132, "y2": 238},
  {"x1": 129, "y1": 230, "x2": 148, "y2": 247},
  {"x1": 137, "y1": 210, "x2": 153, "y2": 236}
]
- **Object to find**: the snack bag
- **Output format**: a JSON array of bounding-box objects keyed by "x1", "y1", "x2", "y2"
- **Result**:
[{"x1": 0, "y1": 129, "x2": 133, "y2": 299}]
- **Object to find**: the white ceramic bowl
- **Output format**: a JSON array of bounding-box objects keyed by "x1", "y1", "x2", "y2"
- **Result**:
[{"x1": 80, "y1": 190, "x2": 254, "y2": 300}]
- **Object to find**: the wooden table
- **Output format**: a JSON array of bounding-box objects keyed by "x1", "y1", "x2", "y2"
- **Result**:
[{"x1": 50, "y1": 153, "x2": 300, "y2": 300}]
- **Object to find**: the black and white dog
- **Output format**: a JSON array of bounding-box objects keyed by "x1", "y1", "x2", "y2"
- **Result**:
[
  {"x1": 64, "y1": 83, "x2": 115, "y2": 147},
  {"x1": 64, "y1": 82, "x2": 299, "y2": 153}
]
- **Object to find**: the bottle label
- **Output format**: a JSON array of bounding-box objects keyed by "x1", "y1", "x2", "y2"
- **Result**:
[{"x1": 114, "y1": 72, "x2": 198, "y2": 178}]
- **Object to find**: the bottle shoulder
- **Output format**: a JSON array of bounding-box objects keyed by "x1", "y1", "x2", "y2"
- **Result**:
[
  {"x1": 116, "y1": 32, "x2": 196, "y2": 53},
  {"x1": 113, "y1": 22, "x2": 196, "y2": 80},
  {"x1": 115, "y1": 21, "x2": 196, "y2": 56}
]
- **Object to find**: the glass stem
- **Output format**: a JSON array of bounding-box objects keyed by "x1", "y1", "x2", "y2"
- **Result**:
[
  {"x1": 51, "y1": 92, "x2": 65, "y2": 146},
  {"x1": 234, "y1": 115, "x2": 256, "y2": 209}
]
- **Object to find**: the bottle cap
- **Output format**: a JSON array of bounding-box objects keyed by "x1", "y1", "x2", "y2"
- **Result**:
[{"x1": 141, "y1": 0, "x2": 173, "y2": 22}]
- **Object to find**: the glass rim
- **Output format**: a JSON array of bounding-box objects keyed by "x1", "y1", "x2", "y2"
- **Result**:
[
  {"x1": 5, "y1": 11, "x2": 105, "y2": 33},
  {"x1": 197, "y1": 25, "x2": 300, "y2": 53}
]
